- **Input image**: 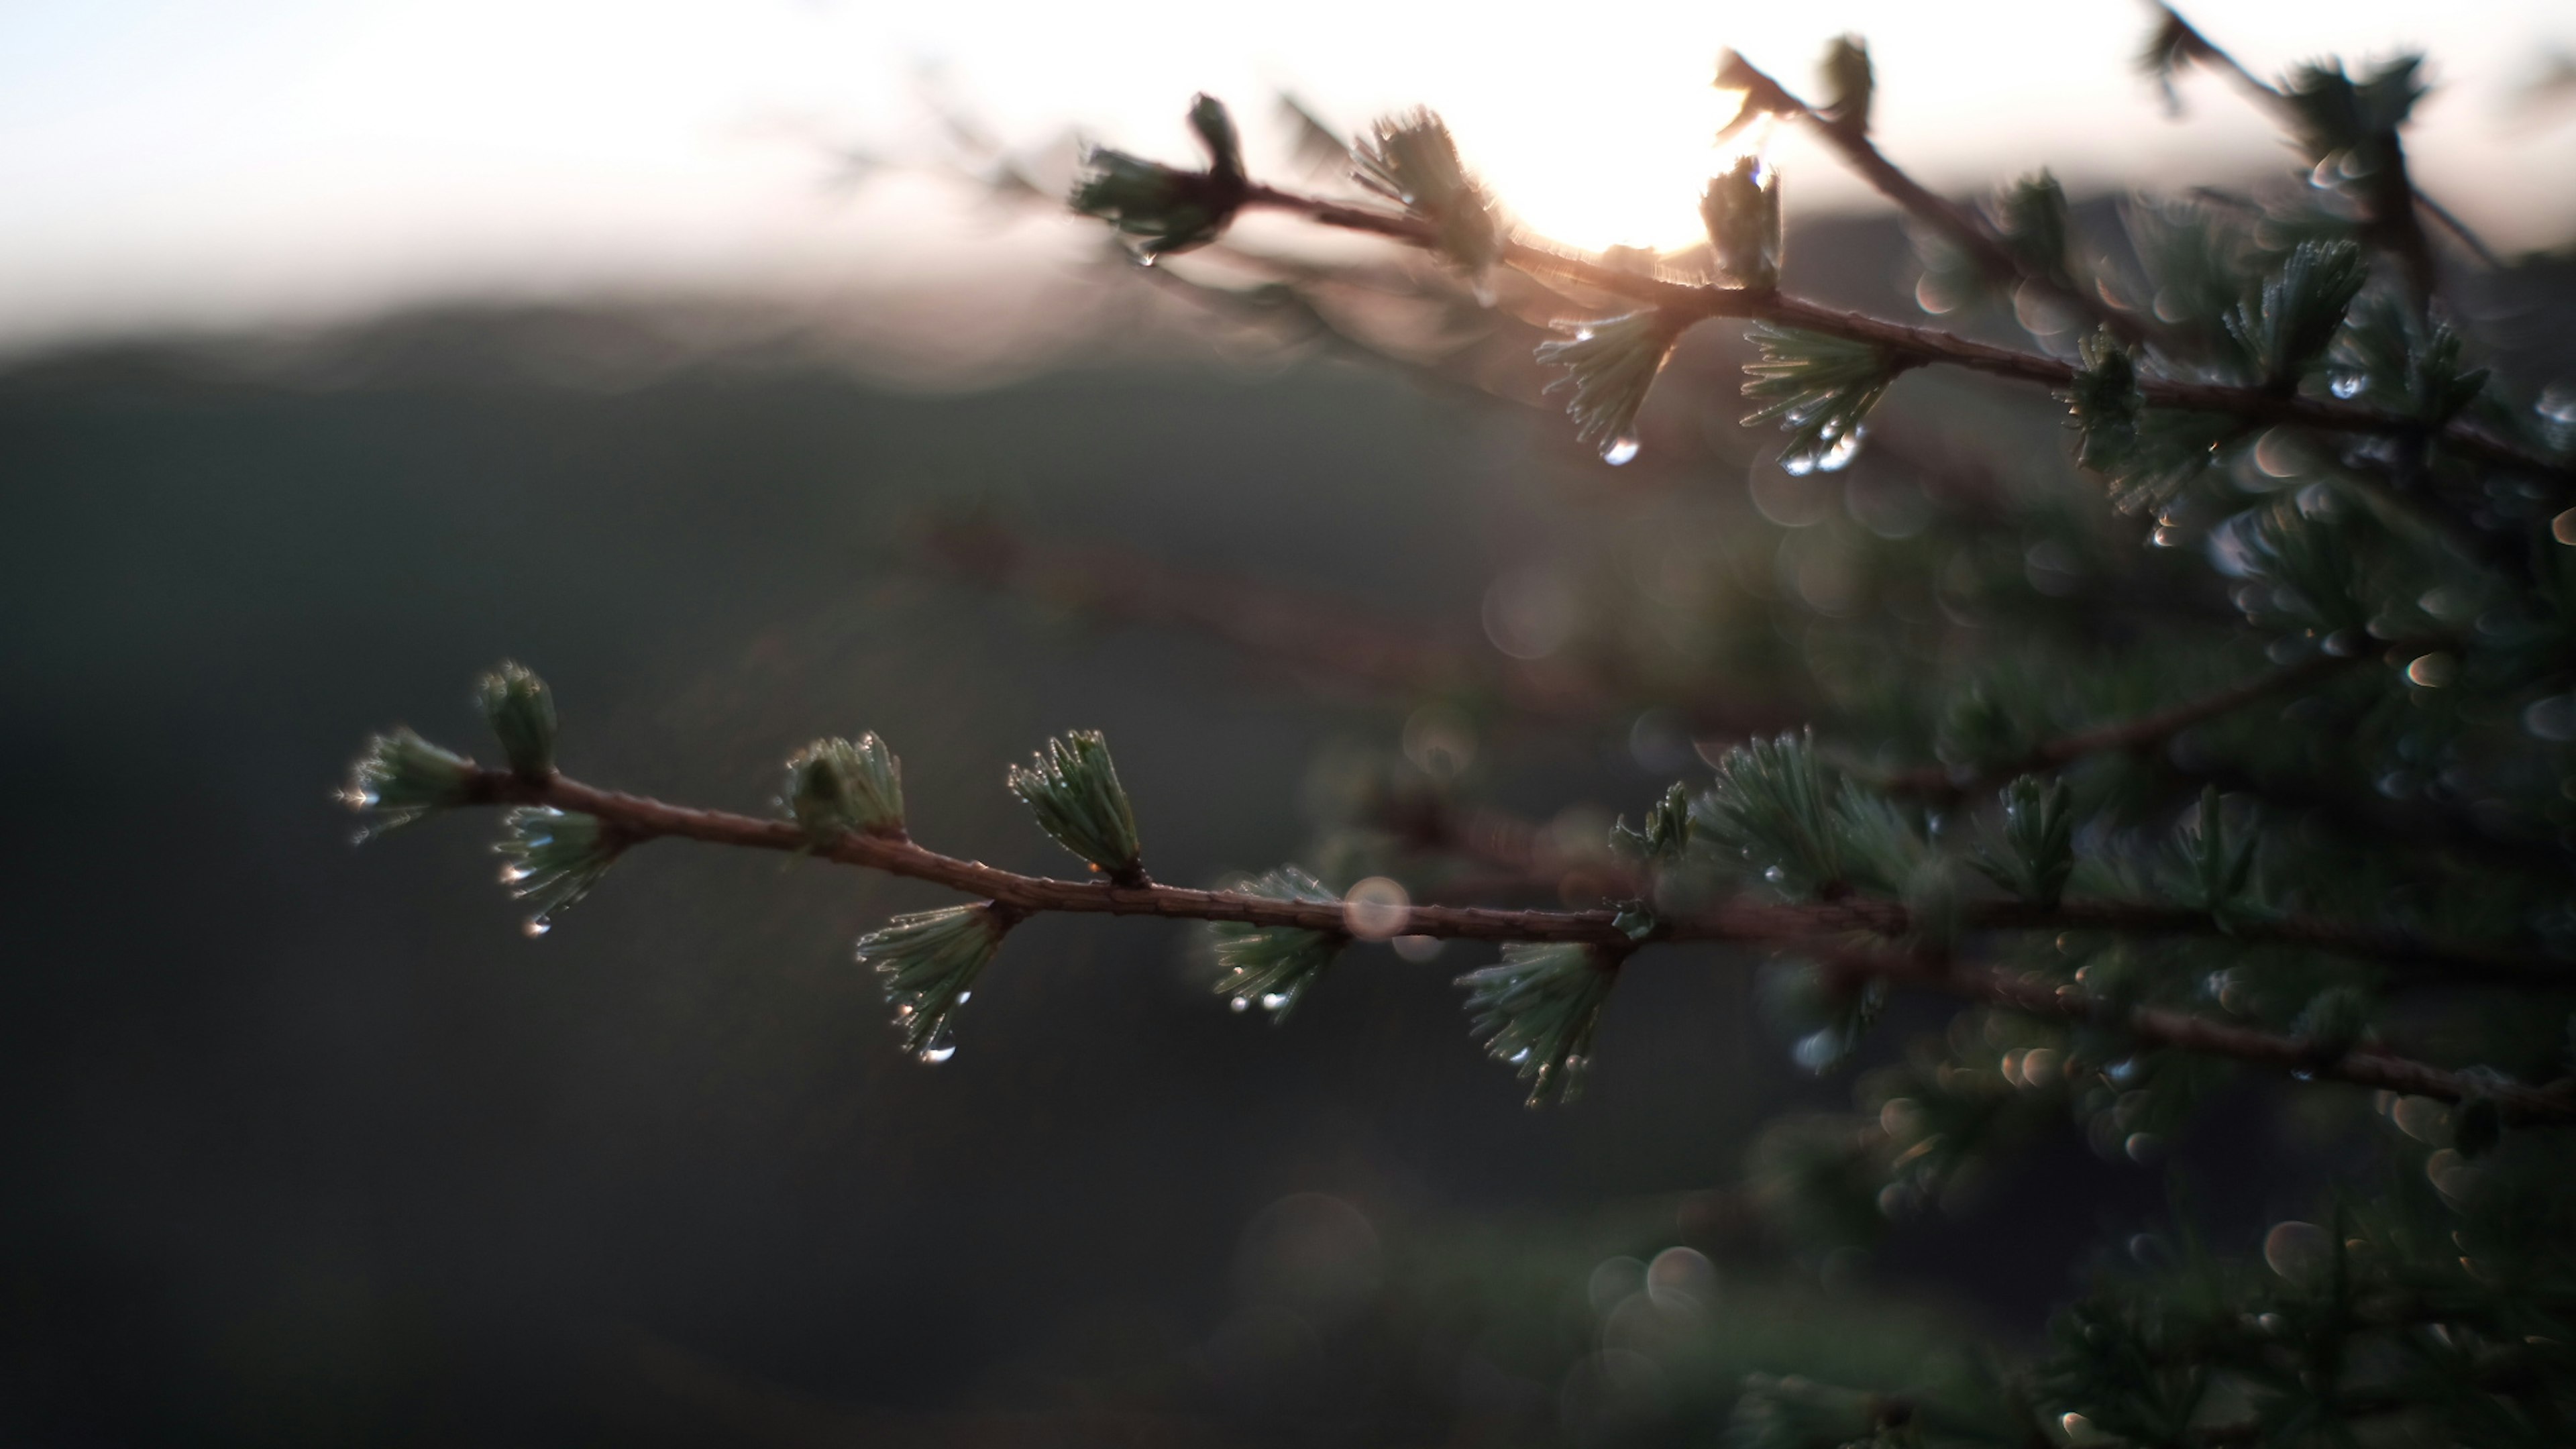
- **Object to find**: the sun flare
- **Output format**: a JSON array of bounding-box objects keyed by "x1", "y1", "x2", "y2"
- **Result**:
[{"x1": 1431, "y1": 83, "x2": 1748, "y2": 257}]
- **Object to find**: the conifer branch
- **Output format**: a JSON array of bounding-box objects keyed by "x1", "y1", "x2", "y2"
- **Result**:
[
  {"x1": 437, "y1": 762, "x2": 2541, "y2": 979},
  {"x1": 1234, "y1": 183, "x2": 2574, "y2": 488},
  {"x1": 1876, "y1": 647, "x2": 2376, "y2": 800},
  {"x1": 1801, "y1": 940, "x2": 2576, "y2": 1124},
  {"x1": 378, "y1": 757, "x2": 2568, "y2": 1003},
  {"x1": 2145, "y1": 5, "x2": 2475, "y2": 296},
  {"x1": 918, "y1": 514, "x2": 1796, "y2": 736},
  {"x1": 1711, "y1": 50, "x2": 2155, "y2": 348}
]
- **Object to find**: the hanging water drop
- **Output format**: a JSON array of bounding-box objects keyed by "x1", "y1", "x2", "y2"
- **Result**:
[
  {"x1": 2330, "y1": 372, "x2": 2365, "y2": 400},
  {"x1": 1815, "y1": 428, "x2": 1864, "y2": 473},
  {"x1": 1230, "y1": 996, "x2": 1252, "y2": 1013},
  {"x1": 918, "y1": 1028, "x2": 958, "y2": 1064},
  {"x1": 523, "y1": 917, "x2": 551, "y2": 938},
  {"x1": 1602, "y1": 435, "x2": 1641, "y2": 466},
  {"x1": 955, "y1": 990, "x2": 971, "y2": 1004},
  {"x1": 1779, "y1": 450, "x2": 1817, "y2": 478},
  {"x1": 1260, "y1": 991, "x2": 1291, "y2": 1012}
]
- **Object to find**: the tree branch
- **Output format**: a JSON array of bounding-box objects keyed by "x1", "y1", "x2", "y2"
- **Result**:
[
  {"x1": 1805, "y1": 941, "x2": 2576, "y2": 1124},
  {"x1": 917, "y1": 513, "x2": 1796, "y2": 737},
  {"x1": 398, "y1": 764, "x2": 2574, "y2": 1114},
  {"x1": 2152, "y1": 5, "x2": 2479, "y2": 297},
  {"x1": 1874, "y1": 647, "x2": 2373, "y2": 801},
  {"x1": 1236, "y1": 184, "x2": 2573, "y2": 488},
  {"x1": 1713, "y1": 52, "x2": 2157, "y2": 350}
]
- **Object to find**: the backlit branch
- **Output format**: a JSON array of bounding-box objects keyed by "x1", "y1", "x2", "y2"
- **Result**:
[
  {"x1": 1233, "y1": 182, "x2": 2571, "y2": 488},
  {"x1": 1711, "y1": 50, "x2": 2157, "y2": 349}
]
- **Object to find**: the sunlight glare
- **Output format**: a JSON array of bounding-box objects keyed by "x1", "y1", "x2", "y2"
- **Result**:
[{"x1": 1433, "y1": 71, "x2": 1743, "y2": 256}]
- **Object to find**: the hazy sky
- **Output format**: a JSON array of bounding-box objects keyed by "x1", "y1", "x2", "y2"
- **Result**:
[{"x1": 3, "y1": 0, "x2": 2571, "y2": 351}]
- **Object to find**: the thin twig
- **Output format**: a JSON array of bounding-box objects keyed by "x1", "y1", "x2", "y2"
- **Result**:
[
  {"x1": 1801, "y1": 940, "x2": 2575, "y2": 1124},
  {"x1": 918, "y1": 513, "x2": 1796, "y2": 736},
  {"x1": 1236, "y1": 184, "x2": 2573, "y2": 488},
  {"x1": 2153, "y1": 4, "x2": 2484, "y2": 292},
  {"x1": 1875, "y1": 647, "x2": 2373, "y2": 800},
  {"x1": 414, "y1": 765, "x2": 2574, "y2": 1112},
  {"x1": 1714, "y1": 52, "x2": 2157, "y2": 349}
]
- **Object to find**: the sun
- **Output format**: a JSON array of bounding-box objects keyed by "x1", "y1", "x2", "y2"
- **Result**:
[{"x1": 1429, "y1": 78, "x2": 1746, "y2": 258}]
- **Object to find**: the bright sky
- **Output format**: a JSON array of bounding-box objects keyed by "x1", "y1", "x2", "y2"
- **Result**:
[{"x1": 2, "y1": 0, "x2": 2571, "y2": 352}]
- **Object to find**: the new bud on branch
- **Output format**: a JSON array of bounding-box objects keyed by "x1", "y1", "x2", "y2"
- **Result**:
[
  {"x1": 476, "y1": 661, "x2": 557, "y2": 780},
  {"x1": 785, "y1": 734, "x2": 906, "y2": 841},
  {"x1": 1007, "y1": 730, "x2": 1146, "y2": 885}
]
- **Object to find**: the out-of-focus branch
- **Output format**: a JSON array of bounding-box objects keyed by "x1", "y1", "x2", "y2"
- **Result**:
[
  {"x1": 2149, "y1": 4, "x2": 2494, "y2": 290},
  {"x1": 1804, "y1": 940, "x2": 2574, "y2": 1124},
  {"x1": 918, "y1": 513, "x2": 1792, "y2": 736},
  {"x1": 1237, "y1": 183, "x2": 2574, "y2": 488},
  {"x1": 1875, "y1": 647, "x2": 2375, "y2": 801}
]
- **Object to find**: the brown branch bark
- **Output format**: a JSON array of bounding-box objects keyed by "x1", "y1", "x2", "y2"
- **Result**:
[
  {"x1": 2152, "y1": 5, "x2": 2475, "y2": 298},
  {"x1": 1236, "y1": 184, "x2": 2573, "y2": 488},
  {"x1": 1875, "y1": 648, "x2": 2372, "y2": 801},
  {"x1": 1803, "y1": 941, "x2": 2575, "y2": 1125},
  {"x1": 1713, "y1": 52, "x2": 2157, "y2": 350},
  {"x1": 916, "y1": 514, "x2": 1794, "y2": 737},
  {"x1": 415, "y1": 764, "x2": 2573, "y2": 1116}
]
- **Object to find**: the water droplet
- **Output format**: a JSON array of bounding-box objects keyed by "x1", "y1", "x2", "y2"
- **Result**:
[
  {"x1": 523, "y1": 917, "x2": 551, "y2": 938},
  {"x1": 1815, "y1": 428, "x2": 1864, "y2": 473},
  {"x1": 2539, "y1": 387, "x2": 2576, "y2": 425},
  {"x1": 1509, "y1": 1047, "x2": 1532, "y2": 1065},
  {"x1": 1779, "y1": 450, "x2": 1817, "y2": 478},
  {"x1": 1762, "y1": 865, "x2": 1788, "y2": 884},
  {"x1": 2292, "y1": 1069, "x2": 2315, "y2": 1081},
  {"x1": 1573, "y1": 327, "x2": 1596, "y2": 343},
  {"x1": 955, "y1": 990, "x2": 971, "y2": 1004},
  {"x1": 1136, "y1": 252, "x2": 1157, "y2": 268},
  {"x1": 1260, "y1": 991, "x2": 1291, "y2": 1012},
  {"x1": 1602, "y1": 435, "x2": 1640, "y2": 466},
  {"x1": 1230, "y1": 996, "x2": 1252, "y2": 1013},
  {"x1": 499, "y1": 865, "x2": 529, "y2": 884},
  {"x1": 2330, "y1": 372, "x2": 2365, "y2": 400},
  {"x1": 918, "y1": 1027, "x2": 957, "y2": 1064}
]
